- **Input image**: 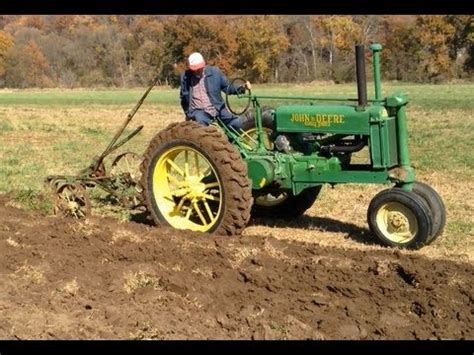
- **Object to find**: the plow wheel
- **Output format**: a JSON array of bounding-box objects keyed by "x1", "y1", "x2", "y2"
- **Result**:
[
  {"x1": 110, "y1": 152, "x2": 143, "y2": 208},
  {"x1": 140, "y1": 121, "x2": 253, "y2": 235},
  {"x1": 53, "y1": 183, "x2": 91, "y2": 219}
]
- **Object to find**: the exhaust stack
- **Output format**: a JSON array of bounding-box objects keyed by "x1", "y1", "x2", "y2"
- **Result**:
[{"x1": 355, "y1": 44, "x2": 368, "y2": 107}]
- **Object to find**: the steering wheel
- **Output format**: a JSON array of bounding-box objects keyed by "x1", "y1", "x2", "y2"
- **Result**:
[{"x1": 225, "y1": 77, "x2": 252, "y2": 116}]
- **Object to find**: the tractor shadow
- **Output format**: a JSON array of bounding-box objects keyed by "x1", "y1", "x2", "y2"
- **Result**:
[
  {"x1": 129, "y1": 209, "x2": 156, "y2": 226},
  {"x1": 127, "y1": 208, "x2": 382, "y2": 248},
  {"x1": 249, "y1": 215, "x2": 381, "y2": 247}
]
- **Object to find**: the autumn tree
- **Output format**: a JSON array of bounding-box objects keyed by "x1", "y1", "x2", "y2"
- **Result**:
[
  {"x1": 379, "y1": 16, "x2": 419, "y2": 81},
  {"x1": 160, "y1": 16, "x2": 238, "y2": 86},
  {"x1": 234, "y1": 16, "x2": 289, "y2": 82},
  {"x1": 412, "y1": 16, "x2": 455, "y2": 82},
  {"x1": 127, "y1": 16, "x2": 169, "y2": 85},
  {"x1": 5, "y1": 40, "x2": 52, "y2": 87},
  {"x1": 445, "y1": 15, "x2": 474, "y2": 76},
  {"x1": 312, "y1": 16, "x2": 365, "y2": 82},
  {"x1": 0, "y1": 30, "x2": 13, "y2": 78},
  {"x1": 466, "y1": 22, "x2": 474, "y2": 74},
  {"x1": 0, "y1": 15, "x2": 471, "y2": 87},
  {"x1": 279, "y1": 16, "x2": 316, "y2": 82},
  {"x1": 50, "y1": 15, "x2": 76, "y2": 35},
  {"x1": 278, "y1": 15, "x2": 331, "y2": 82}
]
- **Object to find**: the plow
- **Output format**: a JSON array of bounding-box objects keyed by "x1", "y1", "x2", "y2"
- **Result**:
[
  {"x1": 47, "y1": 43, "x2": 446, "y2": 250},
  {"x1": 44, "y1": 77, "x2": 159, "y2": 218}
]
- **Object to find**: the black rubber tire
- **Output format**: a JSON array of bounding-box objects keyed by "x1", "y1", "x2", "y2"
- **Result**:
[
  {"x1": 367, "y1": 188, "x2": 433, "y2": 250},
  {"x1": 140, "y1": 121, "x2": 253, "y2": 236},
  {"x1": 411, "y1": 181, "x2": 446, "y2": 244},
  {"x1": 252, "y1": 186, "x2": 322, "y2": 219}
]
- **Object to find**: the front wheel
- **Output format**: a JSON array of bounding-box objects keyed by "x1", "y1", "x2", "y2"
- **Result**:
[
  {"x1": 367, "y1": 188, "x2": 433, "y2": 249},
  {"x1": 140, "y1": 121, "x2": 253, "y2": 235},
  {"x1": 411, "y1": 181, "x2": 446, "y2": 244}
]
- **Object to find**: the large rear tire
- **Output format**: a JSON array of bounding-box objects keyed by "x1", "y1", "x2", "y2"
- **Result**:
[{"x1": 140, "y1": 121, "x2": 253, "y2": 235}]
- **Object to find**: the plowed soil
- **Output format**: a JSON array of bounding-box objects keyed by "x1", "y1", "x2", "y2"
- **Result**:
[{"x1": 0, "y1": 196, "x2": 472, "y2": 340}]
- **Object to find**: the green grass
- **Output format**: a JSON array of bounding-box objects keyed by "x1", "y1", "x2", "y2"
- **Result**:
[
  {"x1": 0, "y1": 117, "x2": 14, "y2": 131},
  {"x1": 11, "y1": 188, "x2": 53, "y2": 215},
  {"x1": 0, "y1": 82, "x2": 472, "y2": 110},
  {"x1": 0, "y1": 88, "x2": 178, "y2": 106}
]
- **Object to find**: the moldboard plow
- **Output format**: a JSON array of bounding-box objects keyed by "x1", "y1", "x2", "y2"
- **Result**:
[{"x1": 45, "y1": 76, "x2": 159, "y2": 218}]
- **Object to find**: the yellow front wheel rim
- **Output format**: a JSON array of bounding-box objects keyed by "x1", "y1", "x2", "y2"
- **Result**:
[
  {"x1": 376, "y1": 202, "x2": 418, "y2": 244},
  {"x1": 152, "y1": 146, "x2": 222, "y2": 232}
]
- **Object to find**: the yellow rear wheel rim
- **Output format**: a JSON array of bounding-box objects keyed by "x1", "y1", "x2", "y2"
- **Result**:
[
  {"x1": 240, "y1": 127, "x2": 273, "y2": 151},
  {"x1": 376, "y1": 202, "x2": 418, "y2": 244},
  {"x1": 152, "y1": 146, "x2": 222, "y2": 232}
]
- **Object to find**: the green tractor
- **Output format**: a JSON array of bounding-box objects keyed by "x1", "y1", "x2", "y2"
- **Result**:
[{"x1": 140, "y1": 44, "x2": 446, "y2": 250}]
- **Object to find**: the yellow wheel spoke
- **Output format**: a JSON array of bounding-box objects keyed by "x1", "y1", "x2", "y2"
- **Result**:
[
  {"x1": 167, "y1": 173, "x2": 182, "y2": 185},
  {"x1": 166, "y1": 159, "x2": 185, "y2": 176},
  {"x1": 185, "y1": 206, "x2": 193, "y2": 219},
  {"x1": 239, "y1": 129, "x2": 258, "y2": 150},
  {"x1": 125, "y1": 158, "x2": 131, "y2": 175},
  {"x1": 240, "y1": 128, "x2": 258, "y2": 144},
  {"x1": 202, "y1": 193, "x2": 220, "y2": 202},
  {"x1": 204, "y1": 182, "x2": 220, "y2": 189},
  {"x1": 176, "y1": 196, "x2": 187, "y2": 213},
  {"x1": 199, "y1": 167, "x2": 212, "y2": 180},
  {"x1": 184, "y1": 150, "x2": 190, "y2": 178},
  {"x1": 194, "y1": 152, "x2": 200, "y2": 176},
  {"x1": 162, "y1": 195, "x2": 176, "y2": 203},
  {"x1": 193, "y1": 201, "x2": 207, "y2": 225},
  {"x1": 170, "y1": 187, "x2": 189, "y2": 197},
  {"x1": 203, "y1": 200, "x2": 215, "y2": 222}
]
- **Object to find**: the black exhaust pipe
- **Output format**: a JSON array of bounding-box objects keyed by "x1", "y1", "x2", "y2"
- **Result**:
[{"x1": 355, "y1": 44, "x2": 367, "y2": 107}]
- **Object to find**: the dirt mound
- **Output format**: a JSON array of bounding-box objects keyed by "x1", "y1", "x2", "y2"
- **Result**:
[{"x1": 0, "y1": 196, "x2": 472, "y2": 340}]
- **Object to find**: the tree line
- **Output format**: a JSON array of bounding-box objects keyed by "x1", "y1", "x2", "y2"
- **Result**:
[{"x1": 0, "y1": 15, "x2": 472, "y2": 88}]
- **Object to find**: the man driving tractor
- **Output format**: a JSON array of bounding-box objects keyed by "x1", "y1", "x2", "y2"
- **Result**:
[{"x1": 179, "y1": 52, "x2": 251, "y2": 131}]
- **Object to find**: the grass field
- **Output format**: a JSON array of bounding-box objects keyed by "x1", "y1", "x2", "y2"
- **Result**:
[{"x1": 0, "y1": 82, "x2": 473, "y2": 260}]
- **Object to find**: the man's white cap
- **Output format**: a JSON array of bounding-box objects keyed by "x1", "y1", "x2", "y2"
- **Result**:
[{"x1": 188, "y1": 52, "x2": 205, "y2": 71}]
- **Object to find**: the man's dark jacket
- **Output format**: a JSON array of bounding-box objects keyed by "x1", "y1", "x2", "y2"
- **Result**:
[{"x1": 180, "y1": 65, "x2": 244, "y2": 118}]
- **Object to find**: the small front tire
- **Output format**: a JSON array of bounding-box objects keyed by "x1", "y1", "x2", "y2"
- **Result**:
[
  {"x1": 411, "y1": 181, "x2": 446, "y2": 244},
  {"x1": 367, "y1": 188, "x2": 433, "y2": 249}
]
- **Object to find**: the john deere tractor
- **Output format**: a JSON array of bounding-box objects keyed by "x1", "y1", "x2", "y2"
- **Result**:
[{"x1": 140, "y1": 44, "x2": 446, "y2": 250}]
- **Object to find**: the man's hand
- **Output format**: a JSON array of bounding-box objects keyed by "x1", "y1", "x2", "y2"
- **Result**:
[{"x1": 238, "y1": 80, "x2": 252, "y2": 94}]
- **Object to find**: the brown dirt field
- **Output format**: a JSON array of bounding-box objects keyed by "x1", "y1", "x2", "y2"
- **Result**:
[{"x1": 0, "y1": 195, "x2": 472, "y2": 340}]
